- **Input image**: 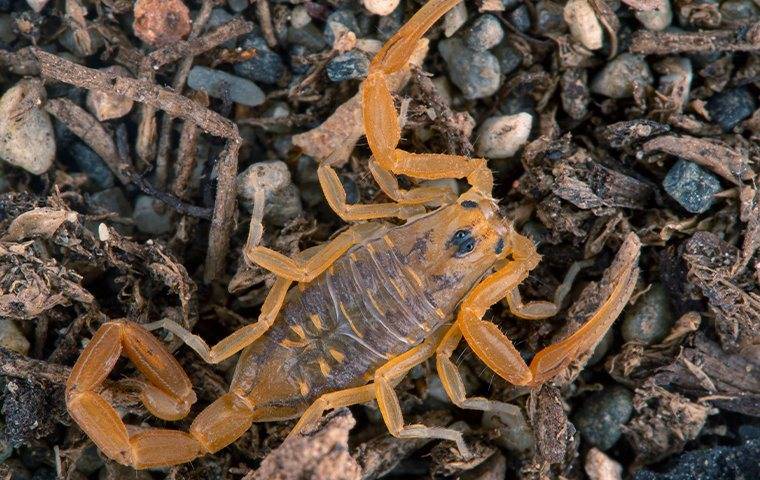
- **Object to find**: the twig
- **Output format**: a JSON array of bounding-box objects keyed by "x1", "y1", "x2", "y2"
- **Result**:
[
  {"x1": 630, "y1": 23, "x2": 760, "y2": 54},
  {"x1": 35, "y1": 49, "x2": 241, "y2": 282},
  {"x1": 124, "y1": 169, "x2": 213, "y2": 219},
  {"x1": 173, "y1": 92, "x2": 207, "y2": 199},
  {"x1": 256, "y1": 0, "x2": 278, "y2": 48}
]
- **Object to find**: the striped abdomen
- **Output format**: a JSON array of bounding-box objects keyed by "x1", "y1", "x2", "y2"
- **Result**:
[{"x1": 231, "y1": 233, "x2": 446, "y2": 413}]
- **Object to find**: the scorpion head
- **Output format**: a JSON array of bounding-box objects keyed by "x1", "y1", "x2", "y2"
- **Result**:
[{"x1": 396, "y1": 188, "x2": 512, "y2": 310}]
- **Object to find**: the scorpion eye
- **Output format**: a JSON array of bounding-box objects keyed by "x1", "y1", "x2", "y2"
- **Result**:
[
  {"x1": 455, "y1": 237, "x2": 477, "y2": 257},
  {"x1": 452, "y1": 229, "x2": 469, "y2": 241}
]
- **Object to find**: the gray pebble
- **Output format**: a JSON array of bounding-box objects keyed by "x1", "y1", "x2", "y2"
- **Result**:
[
  {"x1": 502, "y1": 0, "x2": 522, "y2": 9},
  {"x1": 69, "y1": 143, "x2": 114, "y2": 190},
  {"x1": 0, "y1": 318, "x2": 30, "y2": 355},
  {"x1": 0, "y1": 79, "x2": 55, "y2": 175},
  {"x1": 187, "y1": 66, "x2": 265, "y2": 107},
  {"x1": 237, "y1": 160, "x2": 303, "y2": 226},
  {"x1": 509, "y1": 5, "x2": 532, "y2": 32},
  {"x1": 588, "y1": 327, "x2": 615, "y2": 366},
  {"x1": 465, "y1": 14, "x2": 504, "y2": 52},
  {"x1": 438, "y1": 38, "x2": 501, "y2": 99},
  {"x1": 133, "y1": 195, "x2": 172, "y2": 235},
  {"x1": 574, "y1": 385, "x2": 634, "y2": 451},
  {"x1": 720, "y1": 0, "x2": 760, "y2": 21},
  {"x1": 494, "y1": 42, "x2": 522, "y2": 75},
  {"x1": 663, "y1": 159, "x2": 722, "y2": 214},
  {"x1": 0, "y1": 14, "x2": 16, "y2": 44},
  {"x1": 227, "y1": 0, "x2": 248, "y2": 13},
  {"x1": 85, "y1": 67, "x2": 134, "y2": 122},
  {"x1": 535, "y1": 0, "x2": 566, "y2": 33},
  {"x1": 622, "y1": 283, "x2": 674, "y2": 344},
  {"x1": 324, "y1": 9, "x2": 359, "y2": 46},
  {"x1": 591, "y1": 53, "x2": 653, "y2": 99},
  {"x1": 327, "y1": 50, "x2": 369, "y2": 82},
  {"x1": 90, "y1": 187, "x2": 133, "y2": 218},
  {"x1": 705, "y1": 87, "x2": 757, "y2": 132},
  {"x1": 443, "y1": 1, "x2": 468, "y2": 37},
  {"x1": 287, "y1": 23, "x2": 327, "y2": 51},
  {"x1": 482, "y1": 408, "x2": 536, "y2": 457},
  {"x1": 234, "y1": 35, "x2": 287, "y2": 85},
  {"x1": 377, "y1": 4, "x2": 404, "y2": 40}
]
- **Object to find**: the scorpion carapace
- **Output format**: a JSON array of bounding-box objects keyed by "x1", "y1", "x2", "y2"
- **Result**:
[{"x1": 65, "y1": 0, "x2": 641, "y2": 469}]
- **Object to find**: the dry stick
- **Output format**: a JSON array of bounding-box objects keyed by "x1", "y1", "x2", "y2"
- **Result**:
[
  {"x1": 172, "y1": 91, "x2": 207, "y2": 199},
  {"x1": 256, "y1": 0, "x2": 278, "y2": 48},
  {"x1": 35, "y1": 49, "x2": 241, "y2": 282},
  {"x1": 630, "y1": 23, "x2": 760, "y2": 54}
]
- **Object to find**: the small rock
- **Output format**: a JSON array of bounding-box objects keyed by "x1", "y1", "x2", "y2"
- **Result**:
[
  {"x1": 187, "y1": 66, "x2": 265, "y2": 106},
  {"x1": 635, "y1": 0, "x2": 673, "y2": 31},
  {"x1": 475, "y1": 113, "x2": 532, "y2": 159},
  {"x1": 324, "y1": 9, "x2": 360, "y2": 47},
  {"x1": 0, "y1": 79, "x2": 55, "y2": 175},
  {"x1": 622, "y1": 283, "x2": 674, "y2": 344},
  {"x1": 363, "y1": 0, "x2": 399, "y2": 16},
  {"x1": 0, "y1": 319, "x2": 30, "y2": 355},
  {"x1": 25, "y1": 0, "x2": 49, "y2": 13},
  {"x1": 574, "y1": 385, "x2": 634, "y2": 450},
  {"x1": 438, "y1": 38, "x2": 501, "y2": 99},
  {"x1": 465, "y1": 14, "x2": 504, "y2": 52},
  {"x1": 237, "y1": 160, "x2": 303, "y2": 226},
  {"x1": 564, "y1": 0, "x2": 603, "y2": 50},
  {"x1": 482, "y1": 408, "x2": 535, "y2": 457},
  {"x1": 591, "y1": 53, "x2": 653, "y2": 99},
  {"x1": 86, "y1": 66, "x2": 134, "y2": 121},
  {"x1": 508, "y1": 5, "x2": 532, "y2": 32},
  {"x1": 721, "y1": 0, "x2": 760, "y2": 21},
  {"x1": 90, "y1": 187, "x2": 133, "y2": 217},
  {"x1": 535, "y1": 0, "x2": 566, "y2": 33},
  {"x1": 133, "y1": 195, "x2": 172, "y2": 235},
  {"x1": 326, "y1": 50, "x2": 370, "y2": 82},
  {"x1": 663, "y1": 159, "x2": 722, "y2": 214},
  {"x1": 228, "y1": 0, "x2": 248, "y2": 13},
  {"x1": 0, "y1": 14, "x2": 16, "y2": 44},
  {"x1": 133, "y1": 0, "x2": 191, "y2": 47},
  {"x1": 206, "y1": 8, "x2": 236, "y2": 48},
  {"x1": 69, "y1": 142, "x2": 115, "y2": 190},
  {"x1": 585, "y1": 448, "x2": 623, "y2": 480},
  {"x1": 287, "y1": 23, "x2": 327, "y2": 51},
  {"x1": 234, "y1": 35, "x2": 287, "y2": 85},
  {"x1": 705, "y1": 87, "x2": 757, "y2": 132},
  {"x1": 75, "y1": 446, "x2": 104, "y2": 476},
  {"x1": 377, "y1": 5, "x2": 404, "y2": 39},
  {"x1": 58, "y1": 27, "x2": 105, "y2": 57},
  {"x1": 444, "y1": 1, "x2": 468, "y2": 37},
  {"x1": 588, "y1": 327, "x2": 615, "y2": 365},
  {"x1": 494, "y1": 42, "x2": 522, "y2": 75}
]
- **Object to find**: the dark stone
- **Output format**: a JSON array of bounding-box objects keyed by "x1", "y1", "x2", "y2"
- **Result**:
[
  {"x1": 326, "y1": 50, "x2": 369, "y2": 82},
  {"x1": 377, "y1": 5, "x2": 404, "y2": 40},
  {"x1": 535, "y1": 0, "x2": 566, "y2": 32},
  {"x1": 234, "y1": 35, "x2": 287, "y2": 85},
  {"x1": 662, "y1": 159, "x2": 722, "y2": 214},
  {"x1": 187, "y1": 66, "x2": 265, "y2": 106},
  {"x1": 287, "y1": 23, "x2": 326, "y2": 51},
  {"x1": 573, "y1": 385, "x2": 634, "y2": 450},
  {"x1": 69, "y1": 142, "x2": 114, "y2": 190},
  {"x1": 494, "y1": 42, "x2": 522, "y2": 75},
  {"x1": 289, "y1": 45, "x2": 311, "y2": 75},
  {"x1": 509, "y1": 5, "x2": 532, "y2": 32},
  {"x1": 464, "y1": 14, "x2": 504, "y2": 52},
  {"x1": 438, "y1": 38, "x2": 501, "y2": 99},
  {"x1": 705, "y1": 87, "x2": 757, "y2": 131}
]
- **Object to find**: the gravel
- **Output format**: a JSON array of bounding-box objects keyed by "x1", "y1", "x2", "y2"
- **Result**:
[
  {"x1": 591, "y1": 53, "x2": 654, "y2": 99},
  {"x1": 234, "y1": 35, "x2": 287, "y2": 85},
  {"x1": 475, "y1": 113, "x2": 533, "y2": 159},
  {"x1": 327, "y1": 50, "x2": 370, "y2": 82},
  {"x1": 464, "y1": 14, "x2": 504, "y2": 52},
  {"x1": 0, "y1": 80, "x2": 55, "y2": 175},
  {"x1": 574, "y1": 385, "x2": 634, "y2": 450},
  {"x1": 663, "y1": 159, "x2": 722, "y2": 214},
  {"x1": 622, "y1": 283, "x2": 675, "y2": 344},
  {"x1": 187, "y1": 66, "x2": 265, "y2": 107},
  {"x1": 705, "y1": 87, "x2": 757, "y2": 132},
  {"x1": 438, "y1": 37, "x2": 501, "y2": 99},
  {"x1": 69, "y1": 142, "x2": 115, "y2": 191}
]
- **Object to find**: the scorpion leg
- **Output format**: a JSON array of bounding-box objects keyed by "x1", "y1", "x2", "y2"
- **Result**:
[
  {"x1": 368, "y1": 158, "x2": 457, "y2": 207},
  {"x1": 458, "y1": 233, "x2": 640, "y2": 387},
  {"x1": 374, "y1": 328, "x2": 471, "y2": 456},
  {"x1": 286, "y1": 384, "x2": 376, "y2": 440},
  {"x1": 144, "y1": 275, "x2": 292, "y2": 364}
]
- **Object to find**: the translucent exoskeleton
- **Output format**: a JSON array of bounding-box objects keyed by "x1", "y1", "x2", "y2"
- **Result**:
[{"x1": 66, "y1": 0, "x2": 641, "y2": 468}]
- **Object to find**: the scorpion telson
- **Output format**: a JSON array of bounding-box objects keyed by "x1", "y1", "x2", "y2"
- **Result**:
[{"x1": 65, "y1": 0, "x2": 641, "y2": 469}]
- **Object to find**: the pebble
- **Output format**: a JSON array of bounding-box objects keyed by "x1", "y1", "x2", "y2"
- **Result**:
[
  {"x1": 482, "y1": 408, "x2": 536, "y2": 457},
  {"x1": 69, "y1": 143, "x2": 115, "y2": 190},
  {"x1": 508, "y1": 5, "x2": 532, "y2": 32},
  {"x1": 187, "y1": 66, "x2": 265, "y2": 107},
  {"x1": 465, "y1": 14, "x2": 504, "y2": 52},
  {"x1": 237, "y1": 160, "x2": 303, "y2": 226},
  {"x1": 635, "y1": 0, "x2": 673, "y2": 30},
  {"x1": 377, "y1": 5, "x2": 404, "y2": 40},
  {"x1": 663, "y1": 159, "x2": 722, "y2": 214},
  {"x1": 475, "y1": 113, "x2": 532, "y2": 159},
  {"x1": 363, "y1": 0, "x2": 400, "y2": 16},
  {"x1": 622, "y1": 283, "x2": 674, "y2": 344},
  {"x1": 75, "y1": 446, "x2": 104, "y2": 475},
  {"x1": 287, "y1": 23, "x2": 327, "y2": 51},
  {"x1": 132, "y1": 0, "x2": 191, "y2": 47},
  {"x1": 0, "y1": 79, "x2": 55, "y2": 175},
  {"x1": 494, "y1": 42, "x2": 522, "y2": 75},
  {"x1": 324, "y1": 9, "x2": 360, "y2": 47},
  {"x1": 86, "y1": 66, "x2": 134, "y2": 121},
  {"x1": 59, "y1": 28, "x2": 105, "y2": 57},
  {"x1": 0, "y1": 14, "x2": 16, "y2": 44},
  {"x1": 0, "y1": 319, "x2": 30, "y2": 355},
  {"x1": 535, "y1": 0, "x2": 566, "y2": 33},
  {"x1": 327, "y1": 50, "x2": 370, "y2": 82},
  {"x1": 25, "y1": 0, "x2": 49, "y2": 12},
  {"x1": 591, "y1": 53, "x2": 653, "y2": 99},
  {"x1": 588, "y1": 327, "x2": 615, "y2": 365},
  {"x1": 227, "y1": 0, "x2": 247, "y2": 13},
  {"x1": 444, "y1": 1, "x2": 468, "y2": 37},
  {"x1": 234, "y1": 35, "x2": 287, "y2": 85},
  {"x1": 720, "y1": 0, "x2": 760, "y2": 21},
  {"x1": 90, "y1": 187, "x2": 133, "y2": 218},
  {"x1": 564, "y1": 0, "x2": 603, "y2": 50},
  {"x1": 705, "y1": 87, "x2": 757, "y2": 132},
  {"x1": 438, "y1": 38, "x2": 501, "y2": 99},
  {"x1": 206, "y1": 9, "x2": 236, "y2": 48},
  {"x1": 585, "y1": 448, "x2": 623, "y2": 480},
  {"x1": 573, "y1": 385, "x2": 634, "y2": 451},
  {"x1": 132, "y1": 195, "x2": 172, "y2": 235}
]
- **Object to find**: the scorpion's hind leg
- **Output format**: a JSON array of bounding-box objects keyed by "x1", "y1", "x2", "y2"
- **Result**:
[{"x1": 374, "y1": 328, "x2": 472, "y2": 457}]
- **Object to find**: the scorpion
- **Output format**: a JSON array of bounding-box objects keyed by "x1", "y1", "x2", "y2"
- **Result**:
[{"x1": 65, "y1": 0, "x2": 640, "y2": 469}]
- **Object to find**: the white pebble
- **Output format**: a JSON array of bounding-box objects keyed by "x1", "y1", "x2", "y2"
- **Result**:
[
  {"x1": 0, "y1": 80, "x2": 55, "y2": 175},
  {"x1": 363, "y1": 0, "x2": 400, "y2": 16},
  {"x1": 0, "y1": 319, "x2": 30, "y2": 355},
  {"x1": 475, "y1": 113, "x2": 532, "y2": 159},
  {"x1": 564, "y1": 0, "x2": 604, "y2": 50},
  {"x1": 86, "y1": 66, "x2": 134, "y2": 121},
  {"x1": 635, "y1": 0, "x2": 673, "y2": 31},
  {"x1": 444, "y1": 1, "x2": 468, "y2": 37}
]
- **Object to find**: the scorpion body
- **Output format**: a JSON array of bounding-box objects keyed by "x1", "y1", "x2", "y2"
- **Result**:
[{"x1": 65, "y1": 0, "x2": 641, "y2": 469}]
